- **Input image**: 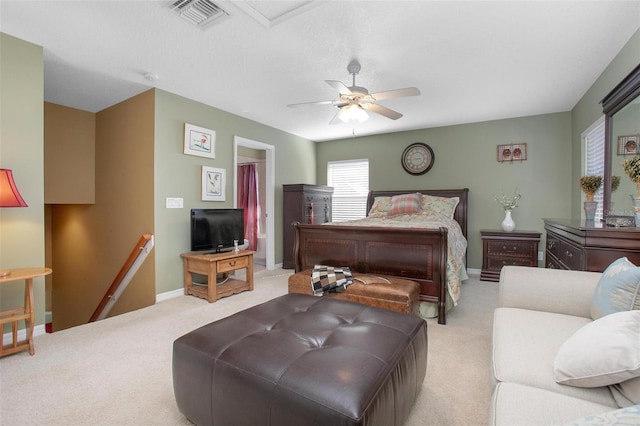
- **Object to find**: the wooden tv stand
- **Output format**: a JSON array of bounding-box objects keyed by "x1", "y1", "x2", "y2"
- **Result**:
[{"x1": 181, "y1": 250, "x2": 255, "y2": 303}]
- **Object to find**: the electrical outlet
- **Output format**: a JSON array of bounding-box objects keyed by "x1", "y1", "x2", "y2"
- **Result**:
[{"x1": 166, "y1": 197, "x2": 183, "y2": 208}]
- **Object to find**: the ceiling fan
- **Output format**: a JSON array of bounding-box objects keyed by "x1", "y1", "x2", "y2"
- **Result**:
[{"x1": 288, "y1": 60, "x2": 420, "y2": 124}]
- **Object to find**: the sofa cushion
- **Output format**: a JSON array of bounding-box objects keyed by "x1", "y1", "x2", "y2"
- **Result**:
[
  {"x1": 610, "y1": 377, "x2": 640, "y2": 407},
  {"x1": 492, "y1": 308, "x2": 616, "y2": 406},
  {"x1": 561, "y1": 403, "x2": 640, "y2": 425},
  {"x1": 591, "y1": 257, "x2": 640, "y2": 320},
  {"x1": 554, "y1": 310, "x2": 640, "y2": 388},
  {"x1": 489, "y1": 382, "x2": 616, "y2": 426}
]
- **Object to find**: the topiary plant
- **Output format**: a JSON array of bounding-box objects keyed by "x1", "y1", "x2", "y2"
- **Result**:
[
  {"x1": 623, "y1": 156, "x2": 640, "y2": 198},
  {"x1": 579, "y1": 175, "x2": 602, "y2": 202},
  {"x1": 611, "y1": 175, "x2": 620, "y2": 192}
]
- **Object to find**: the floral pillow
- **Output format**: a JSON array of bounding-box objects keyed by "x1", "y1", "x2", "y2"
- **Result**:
[
  {"x1": 367, "y1": 196, "x2": 392, "y2": 218},
  {"x1": 420, "y1": 194, "x2": 459, "y2": 219},
  {"x1": 590, "y1": 257, "x2": 640, "y2": 320},
  {"x1": 388, "y1": 193, "x2": 422, "y2": 216}
]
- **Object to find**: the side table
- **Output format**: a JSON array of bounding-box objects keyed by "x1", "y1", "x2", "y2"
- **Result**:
[
  {"x1": 0, "y1": 267, "x2": 52, "y2": 357},
  {"x1": 181, "y1": 250, "x2": 255, "y2": 302},
  {"x1": 480, "y1": 230, "x2": 541, "y2": 282}
]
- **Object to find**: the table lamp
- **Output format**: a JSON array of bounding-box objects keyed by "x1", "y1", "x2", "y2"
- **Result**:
[{"x1": 0, "y1": 168, "x2": 28, "y2": 277}]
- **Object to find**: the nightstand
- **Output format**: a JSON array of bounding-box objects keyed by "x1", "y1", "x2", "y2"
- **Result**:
[{"x1": 480, "y1": 230, "x2": 541, "y2": 282}]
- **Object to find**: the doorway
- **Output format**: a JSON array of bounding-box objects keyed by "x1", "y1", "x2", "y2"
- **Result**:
[{"x1": 233, "y1": 136, "x2": 275, "y2": 270}]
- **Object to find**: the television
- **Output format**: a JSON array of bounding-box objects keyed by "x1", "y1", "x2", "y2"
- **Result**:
[{"x1": 190, "y1": 209, "x2": 244, "y2": 253}]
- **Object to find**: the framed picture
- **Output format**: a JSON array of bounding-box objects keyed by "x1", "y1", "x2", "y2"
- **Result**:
[
  {"x1": 201, "y1": 166, "x2": 225, "y2": 201},
  {"x1": 497, "y1": 143, "x2": 527, "y2": 162},
  {"x1": 617, "y1": 134, "x2": 640, "y2": 155},
  {"x1": 184, "y1": 123, "x2": 215, "y2": 159}
]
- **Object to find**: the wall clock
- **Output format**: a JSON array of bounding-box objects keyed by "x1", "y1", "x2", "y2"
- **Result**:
[{"x1": 401, "y1": 143, "x2": 434, "y2": 175}]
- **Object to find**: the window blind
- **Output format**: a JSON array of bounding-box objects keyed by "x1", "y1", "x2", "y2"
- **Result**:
[
  {"x1": 327, "y1": 159, "x2": 369, "y2": 222},
  {"x1": 584, "y1": 119, "x2": 605, "y2": 221}
]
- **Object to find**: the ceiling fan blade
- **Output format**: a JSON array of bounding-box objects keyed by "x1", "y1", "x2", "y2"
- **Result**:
[
  {"x1": 287, "y1": 99, "x2": 339, "y2": 107},
  {"x1": 362, "y1": 103, "x2": 403, "y2": 120},
  {"x1": 325, "y1": 80, "x2": 352, "y2": 95},
  {"x1": 370, "y1": 87, "x2": 420, "y2": 101},
  {"x1": 329, "y1": 109, "x2": 343, "y2": 125}
]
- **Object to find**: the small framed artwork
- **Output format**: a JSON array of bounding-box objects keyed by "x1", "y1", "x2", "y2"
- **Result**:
[
  {"x1": 201, "y1": 166, "x2": 225, "y2": 201},
  {"x1": 497, "y1": 143, "x2": 527, "y2": 162},
  {"x1": 617, "y1": 134, "x2": 640, "y2": 155},
  {"x1": 184, "y1": 123, "x2": 215, "y2": 159}
]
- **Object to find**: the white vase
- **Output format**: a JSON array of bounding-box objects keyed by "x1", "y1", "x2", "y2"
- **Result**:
[{"x1": 501, "y1": 210, "x2": 516, "y2": 232}]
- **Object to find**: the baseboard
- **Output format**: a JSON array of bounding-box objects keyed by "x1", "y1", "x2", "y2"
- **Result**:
[
  {"x1": 3, "y1": 324, "x2": 46, "y2": 346},
  {"x1": 156, "y1": 288, "x2": 184, "y2": 303},
  {"x1": 467, "y1": 267, "x2": 481, "y2": 276}
]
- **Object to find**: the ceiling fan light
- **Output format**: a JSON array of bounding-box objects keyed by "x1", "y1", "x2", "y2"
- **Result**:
[{"x1": 339, "y1": 104, "x2": 368, "y2": 123}]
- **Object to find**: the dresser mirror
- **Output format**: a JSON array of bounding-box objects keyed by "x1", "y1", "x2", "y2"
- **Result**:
[{"x1": 602, "y1": 64, "x2": 640, "y2": 218}]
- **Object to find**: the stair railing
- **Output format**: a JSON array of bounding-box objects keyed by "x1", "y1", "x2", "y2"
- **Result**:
[{"x1": 89, "y1": 234, "x2": 154, "y2": 322}]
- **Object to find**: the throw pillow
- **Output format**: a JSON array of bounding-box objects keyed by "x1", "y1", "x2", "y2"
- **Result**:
[
  {"x1": 591, "y1": 257, "x2": 640, "y2": 320},
  {"x1": 367, "y1": 196, "x2": 392, "y2": 218},
  {"x1": 420, "y1": 194, "x2": 459, "y2": 219},
  {"x1": 553, "y1": 310, "x2": 640, "y2": 388},
  {"x1": 388, "y1": 193, "x2": 421, "y2": 216}
]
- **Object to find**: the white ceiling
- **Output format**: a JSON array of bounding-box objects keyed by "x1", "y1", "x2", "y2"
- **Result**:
[{"x1": 1, "y1": 0, "x2": 639, "y2": 142}]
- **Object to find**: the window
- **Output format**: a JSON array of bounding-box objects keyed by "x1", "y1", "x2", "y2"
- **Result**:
[
  {"x1": 582, "y1": 117, "x2": 605, "y2": 221},
  {"x1": 327, "y1": 159, "x2": 369, "y2": 222}
]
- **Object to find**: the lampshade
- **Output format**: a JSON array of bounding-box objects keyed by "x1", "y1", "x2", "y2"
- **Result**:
[
  {"x1": 338, "y1": 104, "x2": 369, "y2": 123},
  {"x1": 0, "y1": 169, "x2": 28, "y2": 207}
]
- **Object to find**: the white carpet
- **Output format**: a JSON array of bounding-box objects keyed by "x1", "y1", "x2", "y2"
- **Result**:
[{"x1": 0, "y1": 269, "x2": 497, "y2": 426}]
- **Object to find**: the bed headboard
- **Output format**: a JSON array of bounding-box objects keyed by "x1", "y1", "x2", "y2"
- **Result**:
[{"x1": 366, "y1": 188, "x2": 469, "y2": 238}]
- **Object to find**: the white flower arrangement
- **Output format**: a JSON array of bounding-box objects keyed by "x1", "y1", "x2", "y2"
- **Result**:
[{"x1": 494, "y1": 187, "x2": 522, "y2": 211}]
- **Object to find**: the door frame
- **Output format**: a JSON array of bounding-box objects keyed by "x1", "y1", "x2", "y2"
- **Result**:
[{"x1": 233, "y1": 136, "x2": 275, "y2": 270}]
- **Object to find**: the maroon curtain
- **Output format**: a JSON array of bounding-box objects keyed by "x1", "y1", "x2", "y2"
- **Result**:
[{"x1": 237, "y1": 163, "x2": 258, "y2": 251}]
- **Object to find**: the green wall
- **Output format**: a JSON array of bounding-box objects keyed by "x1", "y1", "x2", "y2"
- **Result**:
[
  {"x1": 316, "y1": 113, "x2": 572, "y2": 269},
  {"x1": 0, "y1": 34, "x2": 46, "y2": 328},
  {"x1": 153, "y1": 90, "x2": 315, "y2": 294},
  {"x1": 571, "y1": 28, "x2": 640, "y2": 217}
]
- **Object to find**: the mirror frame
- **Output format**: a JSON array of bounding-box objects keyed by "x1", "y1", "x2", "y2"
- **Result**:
[{"x1": 601, "y1": 64, "x2": 640, "y2": 217}]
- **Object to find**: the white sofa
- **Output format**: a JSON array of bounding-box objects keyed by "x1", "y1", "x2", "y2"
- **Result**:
[{"x1": 489, "y1": 265, "x2": 640, "y2": 425}]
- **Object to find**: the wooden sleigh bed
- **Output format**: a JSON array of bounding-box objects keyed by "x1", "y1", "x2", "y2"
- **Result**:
[{"x1": 293, "y1": 188, "x2": 469, "y2": 324}]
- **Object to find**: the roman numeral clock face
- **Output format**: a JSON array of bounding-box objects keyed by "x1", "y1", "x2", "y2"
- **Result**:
[{"x1": 401, "y1": 143, "x2": 435, "y2": 175}]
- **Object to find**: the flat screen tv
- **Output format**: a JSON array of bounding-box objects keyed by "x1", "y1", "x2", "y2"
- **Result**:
[{"x1": 190, "y1": 209, "x2": 244, "y2": 253}]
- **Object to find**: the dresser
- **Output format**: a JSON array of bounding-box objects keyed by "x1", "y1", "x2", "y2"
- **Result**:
[
  {"x1": 544, "y1": 219, "x2": 640, "y2": 271},
  {"x1": 282, "y1": 184, "x2": 333, "y2": 269},
  {"x1": 480, "y1": 230, "x2": 541, "y2": 282}
]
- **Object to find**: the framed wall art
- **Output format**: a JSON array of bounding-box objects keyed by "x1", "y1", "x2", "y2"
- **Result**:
[
  {"x1": 201, "y1": 166, "x2": 225, "y2": 201},
  {"x1": 184, "y1": 123, "x2": 215, "y2": 159},
  {"x1": 617, "y1": 134, "x2": 639, "y2": 155},
  {"x1": 497, "y1": 143, "x2": 527, "y2": 162}
]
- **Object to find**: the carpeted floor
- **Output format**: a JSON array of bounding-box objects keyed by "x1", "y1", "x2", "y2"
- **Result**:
[{"x1": 0, "y1": 269, "x2": 497, "y2": 425}]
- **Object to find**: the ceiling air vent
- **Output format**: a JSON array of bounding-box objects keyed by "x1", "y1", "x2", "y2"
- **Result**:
[{"x1": 169, "y1": 0, "x2": 229, "y2": 29}]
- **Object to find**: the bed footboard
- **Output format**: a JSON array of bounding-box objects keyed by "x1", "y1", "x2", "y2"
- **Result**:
[{"x1": 293, "y1": 223, "x2": 449, "y2": 324}]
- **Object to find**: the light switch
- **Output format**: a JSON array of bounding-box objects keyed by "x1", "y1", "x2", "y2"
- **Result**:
[{"x1": 166, "y1": 197, "x2": 183, "y2": 208}]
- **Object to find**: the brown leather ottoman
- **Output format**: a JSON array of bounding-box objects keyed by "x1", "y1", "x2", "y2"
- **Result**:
[
  {"x1": 173, "y1": 293, "x2": 428, "y2": 426},
  {"x1": 288, "y1": 269, "x2": 421, "y2": 315}
]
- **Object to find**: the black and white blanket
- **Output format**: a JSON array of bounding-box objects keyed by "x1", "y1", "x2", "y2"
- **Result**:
[{"x1": 311, "y1": 265, "x2": 353, "y2": 296}]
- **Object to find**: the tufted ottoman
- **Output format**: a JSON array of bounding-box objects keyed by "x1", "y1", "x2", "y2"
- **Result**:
[
  {"x1": 172, "y1": 293, "x2": 427, "y2": 426},
  {"x1": 288, "y1": 269, "x2": 421, "y2": 315}
]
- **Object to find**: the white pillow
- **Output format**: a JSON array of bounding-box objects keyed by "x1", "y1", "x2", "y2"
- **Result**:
[{"x1": 554, "y1": 310, "x2": 640, "y2": 388}]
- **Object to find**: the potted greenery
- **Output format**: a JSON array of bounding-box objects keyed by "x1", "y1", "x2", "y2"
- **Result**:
[
  {"x1": 623, "y1": 156, "x2": 640, "y2": 198},
  {"x1": 579, "y1": 175, "x2": 601, "y2": 221},
  {"x1": 494, "y1": 187, "x2": 521, "y2": 231},
  {"x1": 612, "y1": 175, "x2": 621, "y2": 192},
  {"x1": 579, "y1": 175, "x2": 602, "y2": 202},
  {"x1": 622, "y1": 157, "x2": 640, "y2": 228}
]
